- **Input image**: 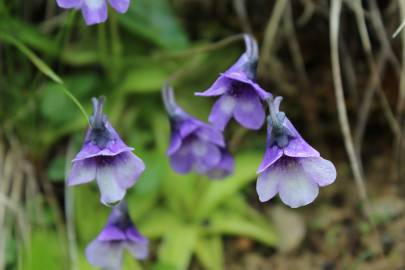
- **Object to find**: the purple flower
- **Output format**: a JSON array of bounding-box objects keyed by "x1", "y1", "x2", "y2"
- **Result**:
[
  {"x1": 195, "y1": 34, "x2": 270, "y2": 131},
  {"x1": 68, "y1": 97, "x2": 145, "y2": 206},
  {"x1": 86, "y1": 202, "x2": 148, "y2": 270},
  {"x1": 256, "y1": 96, "x2": 336, "y2": 208},
  {"x1": 162, "y1": 83, "x2": 234, "y2": 179},
  {"x1": 56, "y1": 0, "x2": 130, "y2": 25}
]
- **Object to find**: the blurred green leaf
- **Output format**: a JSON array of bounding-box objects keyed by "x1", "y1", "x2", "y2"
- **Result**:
[
  {"x1": 24, "y1": 229, "x2": 68, "y2": 270},
  {"x1": 118, "y1": 67, "x2": 171, "y2": 94},
  {"x1": 195, "y1": 152, "x2": 261, "y2": 220},
  {"x1": 158, "y1": 224, "x2": 197, "y2": 270},
  {"x1": 0, "y1": 32, "x2": 62, "y2": 84},
  {"x1": 47, "y1": 156, "x2": 65, "y2": 182},
  {"x1": 207, "y1": 209, "x2": 277, "y2": 247},
  {"x1": 138, "y1": 208, "x2": 179, "y2": 239},
  {"x1": 194, "y1": 236, "x2": 224, "y2": 270},
  {"x1": 119, "y1": 0, "x2": 189, "y2": 49}
]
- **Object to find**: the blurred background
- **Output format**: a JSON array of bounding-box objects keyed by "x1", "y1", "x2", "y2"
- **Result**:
[{"x1": 0, "y1": 0, "x2": 404, "y2": 269}]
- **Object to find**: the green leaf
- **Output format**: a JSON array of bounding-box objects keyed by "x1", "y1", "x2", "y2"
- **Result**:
[
  {"x1": 158, "y1": 224, "x2": 198, "y2": 270},
  {"x1": 138, "y1": 208, "x2": 179, "y2": 239},
  {"x1": 194, "y1": 236, "x2": 224, "y2": 270},
  {"x1": 47, "y1": 156, "x2": 65, "y2": 182},
  {"x1": 0, "y1": 32, "x2": 62, "y2": 84},
  {"x1": 118, "y1": 66, "x2": 170, "y2": 94},
  {"x1": 119, "y1": 0, "x2": 189, "y2": 49},
  {"x1": 207, "y1": 209, "x2": 277, "y2": 247},
  {"x1": 195, "y1": 152, "x2": 261, "y2": 220}
]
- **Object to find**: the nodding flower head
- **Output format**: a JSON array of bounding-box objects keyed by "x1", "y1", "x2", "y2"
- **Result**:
[
  {"x1": 195, "y1": 34, "x2": 271, "y2": 131},
  {"x1": 162, "y1": 83, "x2": 234, "y2": 179},
  {"x1": 256, "y1": 96, "x2": 336, "y2": 208},
  {"x1": 56, "y1": 0, "x2": 130, "y2": 25},
  {"x1": 68, "y1": 96, "x2": 145, "y2": 206},
  {"x1": 86, "y1": 201, "x2": 148, "y2": 270}
]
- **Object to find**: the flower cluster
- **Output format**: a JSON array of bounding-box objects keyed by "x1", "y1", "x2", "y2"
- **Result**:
[
  {"x1": 57, "y1": 0, "x2": 130, "y2": 25},
  {"x1": 68, "y1": 97, "x2": 148, "y2": 269},
  {"x1": 162, "y1": 83, "x2": 234, "y2": 179}
]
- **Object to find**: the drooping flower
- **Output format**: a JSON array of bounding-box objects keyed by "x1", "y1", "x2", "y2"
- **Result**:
[
  {"x1": 86, "y1": 201, "x2": 148, "y2": 270},
  {"x1": 56, "y1": 0, "x2": 130, "y2": 25},
  {"x1": 162, "y1": 83, "x2": 234, "y2": 179},
  {"x1": 195, "y1": 34, "x2": 270, "y2": 131},
  {"x1": 68, "y1": 96, "x2": 145, "y2": 206},
  {"x1": 256, "y1": 96, "x2": 336, "y2": 208}
]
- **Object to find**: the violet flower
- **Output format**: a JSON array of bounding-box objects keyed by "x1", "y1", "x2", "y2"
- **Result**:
[
  {"x1": 162, "y1": 83, "x2": 234, "y2": 179},
  {"x1": 56, "y1": 0, "x2": 130, "y2": 25},
  {"x1": 86, "y1": 202, "x2": 148, "y2": 270},
  {"x1": 256, "y1": 96, "x2": 336, "y2": 208},
  {"x1": 68, "y1": 97, "x2": 145, "y2": 206},
  {"x1": 195, "y1": 34, "x2": 270, "y2": 131}
]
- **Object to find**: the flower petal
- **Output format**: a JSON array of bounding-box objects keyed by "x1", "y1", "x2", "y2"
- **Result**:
[
  {"x1": 191, "y1": 141, "x2": 221, "y2": 173},
  {"x1": 300, "y1": 157, "x2": 336, "y2": 187},
  {"x1": 57, "y1": 0, "x2": 82, "y2": 8},
  {"x1": 233, "y1": 89, "x2": 265, "y2": 130},
  {"x1": 207, "y1": 150, "x2": 234, "y2": 179},
  {"x1": 82, "y1": 0, "x2": 108, "y2": 25},
  {"x1": 196, "y1": 125, "x2": 225, "y2": 147},
  {"x1": 114, "y1": 152, "x2": 145, "y2": 189},
  {"x1": 97, "y1": 225, "x2": 126, "y2": 241},
  {"x1": 68, "y1": 159, "x2": 96, "y2": 186},
  {"x1": 256, "y1": 166, "x2": 282, "y2": 202},
  {"x1": 167, "y1": 131, "x2": 182, "y2": 155},
  {"x1": 126, "y1": 241, "x2": 148, "y2": 260},
  {"x1": 109, "y1": 0, "x2": 130, "y2": 13},
  {"x1": 278, "y1": 162, "x2": 319, "y2": 208},
  {"x1": 208, "y1": 94, "x2": 235, "y2": 131},
  {"x1": 96, "y1": 163, "x2": 126, "y2": 205},
  {"x1": 195, "y1": 77, "x2": 230, "y2": 97},
  {"x1": 86, "y1": 240, "x2": 123, "y2": 270},
  {"x1": 283, "y1": 119, "x2": 319, "y2": 158},
  {"x1": 169, "y1": 145, "x2": 192, "y2": 174},
  {"x1": 256, "y1": 145, "x2": 283, "y2": 174}
]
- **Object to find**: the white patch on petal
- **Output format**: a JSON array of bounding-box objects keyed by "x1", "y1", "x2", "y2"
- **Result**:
[
  {"x1": 96, "y1": 164, "x2": 126, "y2": 205},
  {"x1": 278, "y1": 161, "x2": 319, "y2": 208},
  {"x1": 126, "y1": 242, "x2": 149, "y2": 260},
  {"x1": 68, "y1": 159, "x2": 96, "y2": 186},
  {"x1": 86, "y1": 240, "x2": 124, "y2": 270},
  {"x1": 220, "y1": 95, "x2": 236, "y2": 114},
  {"x1": 192, "y1": 141, "x2": 207, "y2": 157},
  {"x1": 256, "y1": 166, "x2": 282, "y2": 202},
  {"x1": 84, "y1": 0, "x2": 104, "y2": 9},
  {"x1": 240, "y1": 100, "x2": 255, "y2": 112},
  {"x1": 299, "y1": 157, "x2": 336, "y2": 187}
]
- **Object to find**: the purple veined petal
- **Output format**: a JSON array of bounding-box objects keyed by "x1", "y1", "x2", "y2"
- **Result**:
[
  {"x1": 96, "y1": 162, "x2": 126, "y2": 205},
  {"x1": 192, "y1": 140, "x2": 221, "y2": 173},
  {"x1": 278, "y1": 160, "x2": 319, "y2": 208},
  {"x1": 169, "y1": 145, "x2": 193, "y2": 174},
  {"x1": 256, "y1": 145, "x2": 283, "y2": 174},
  {"x1": 208, "y1": 94, "x2": 236, "y2": 131},
  {"x1": 283, "y1": 119, "x2": 320, "y2": 158},
  {"x1": 57, "y1": 0, "x2": 82, "y2": 8},
  {"x1": 206, "y1": 150, "x2": 234, "y2": 179},
  {"x1": 86, "y1": 240, "x2": 124, "y2": 270},
  {"x1": 251, "y1": 83, "x2": 271, "y2": 100},
  {"x1": 97, "y1": 225, "x2": 126, "y2": 241},
  {"x1": 126, "y1": 226, "x2": 148, "y2": 243},
  {"x1": 256, "y1": 164, "x2": 283, "y2": 202},
  {"x1": 167, "y1": 131, "x2": 182, "y2": 155},
  {"x1": 68, "y1": 158, "x2": 96, "y2": 186},
  {"x1": 299, "y1": 157, "x2": 337, "y2": 187},
  {"x1": 195, "y1": 77, "x2": 230, "y2": 97},
  {"x1": 109, "y1": 0, "x2": 130, "y2": 13},
  {"x1": 113, "y1": 152, "x2": 145, "y2": 190},
  {"x1": 82, "y1": 0, "x2": 108, "y2": 25},
  {"x1": 126, "y1": 240, "x2": 149, "y2": 260},
  {"x1": 233, "y1": 89, "x2": 265, "y2": 130},
  {"x1": 196, "y1": 125, "x2": 225, "y2": 147}
]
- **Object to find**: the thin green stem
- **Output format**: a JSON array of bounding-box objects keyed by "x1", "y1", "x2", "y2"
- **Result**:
[{"x1": 60, "y1": 84, "x2": 89, "y2": 123}]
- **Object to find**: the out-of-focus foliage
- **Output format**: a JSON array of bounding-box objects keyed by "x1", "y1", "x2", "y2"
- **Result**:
[{"x1": 0, "y1": 0, "x2": 277, "y2": 269}]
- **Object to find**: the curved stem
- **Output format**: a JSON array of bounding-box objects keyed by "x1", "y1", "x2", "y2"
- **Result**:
[
  {"x1": 161, "y1": 82, "x2": 178, "y2": 117},
  {"x1": 243, "y1": 34, "x2": 258, "y2": 61},
  {"x1": 60, "y1": 84, "x2": 89, "y2": 123}
]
